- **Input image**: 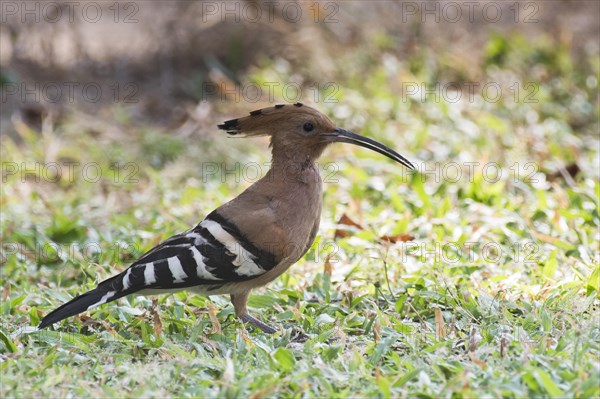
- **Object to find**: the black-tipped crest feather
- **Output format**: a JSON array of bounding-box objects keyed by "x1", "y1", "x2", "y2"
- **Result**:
[
  {"x1": 217, "y1": 118, "x2": 240, "y2": 134},
  {"x1": 216, "y1": 103, "x2": 328, "y2": 139}
]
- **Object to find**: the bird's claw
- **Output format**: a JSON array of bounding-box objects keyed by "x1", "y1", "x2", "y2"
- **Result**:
[
  {"x1": 290, "y1": 328, "x2": 309, "y2": 343},
  {"x1": 240, "y1": 314, "x2": 277, "y2": 334}
]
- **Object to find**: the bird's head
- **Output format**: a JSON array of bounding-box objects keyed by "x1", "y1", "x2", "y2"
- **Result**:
[{"x1": 218, "y1": 103, "x2": 414, "y2": 170}]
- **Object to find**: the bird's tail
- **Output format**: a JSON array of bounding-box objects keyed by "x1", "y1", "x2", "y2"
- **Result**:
[{"x1": 38, "y1": 276, "x2": 130, "y2": 329}]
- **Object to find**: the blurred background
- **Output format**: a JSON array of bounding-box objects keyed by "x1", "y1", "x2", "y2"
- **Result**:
[{"x1": 2, "y1": 1, "x2": 598, "y2": 128}]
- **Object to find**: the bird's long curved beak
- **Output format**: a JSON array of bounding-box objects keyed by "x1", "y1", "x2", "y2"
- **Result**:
[{"x1": 322, "y1": 128, "x2": 415, "y2": 170}]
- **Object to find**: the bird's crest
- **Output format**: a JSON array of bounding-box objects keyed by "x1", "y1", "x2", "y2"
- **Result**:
[{"x1": 217, "y1": 103, "x2": 335, "y2": 137}]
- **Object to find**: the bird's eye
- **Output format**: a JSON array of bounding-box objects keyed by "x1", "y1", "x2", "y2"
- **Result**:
[{"x1": 303, "y1": 122, "x2": 314, "y2": 132}]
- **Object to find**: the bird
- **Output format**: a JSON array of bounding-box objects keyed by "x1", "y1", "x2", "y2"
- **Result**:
[{"x1": 38, "y1": 103, "x2": 415, "y2": 334}]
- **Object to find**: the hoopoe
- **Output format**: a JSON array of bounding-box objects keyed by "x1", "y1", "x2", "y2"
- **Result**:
[{"x1": 39, "y1": 103, "x2": 414, "y2": 334}]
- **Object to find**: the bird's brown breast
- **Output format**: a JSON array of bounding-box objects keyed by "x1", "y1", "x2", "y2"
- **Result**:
[{"x1": 215, "y1": 161, "x2": 323, "y2": 272}]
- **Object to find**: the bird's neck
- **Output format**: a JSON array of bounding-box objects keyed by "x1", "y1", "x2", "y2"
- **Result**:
[{"x1": 269, "y1": 152, "x2": 321, "y2": 185}]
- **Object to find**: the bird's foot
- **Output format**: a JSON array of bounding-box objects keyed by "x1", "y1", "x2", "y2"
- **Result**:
[
  {"x1": 290, "y1": 328, "x2": 309, "y2": 343},
  {"x1": 240, "y1": 314, "x2": 277, "y2": 334}
]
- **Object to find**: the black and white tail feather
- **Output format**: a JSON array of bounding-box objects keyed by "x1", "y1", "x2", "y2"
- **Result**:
[{"x1": 38, "y1": 211, "x2": 277, "y2": 329}]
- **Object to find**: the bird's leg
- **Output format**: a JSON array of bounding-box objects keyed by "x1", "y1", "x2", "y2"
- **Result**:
[{"x1": 231, "y1": 292, "x2": 277, "y2": 334}]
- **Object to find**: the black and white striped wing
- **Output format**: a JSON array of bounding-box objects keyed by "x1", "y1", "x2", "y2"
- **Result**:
[
  {"x1": 37, "y1": 212, "x2": 280, "y2": 329},
  {"x1": 101, "y1": 212, "x2": 278, "y2": 295}
]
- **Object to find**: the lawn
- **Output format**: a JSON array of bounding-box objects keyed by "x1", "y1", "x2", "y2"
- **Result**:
[{"x1": 1, "y1": 20, "x2": 599, "y2": 399}]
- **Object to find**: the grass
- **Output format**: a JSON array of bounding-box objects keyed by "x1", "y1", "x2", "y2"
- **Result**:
[{"x1": 1, "y1": 34, "x2": 599, "y2": 398}]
